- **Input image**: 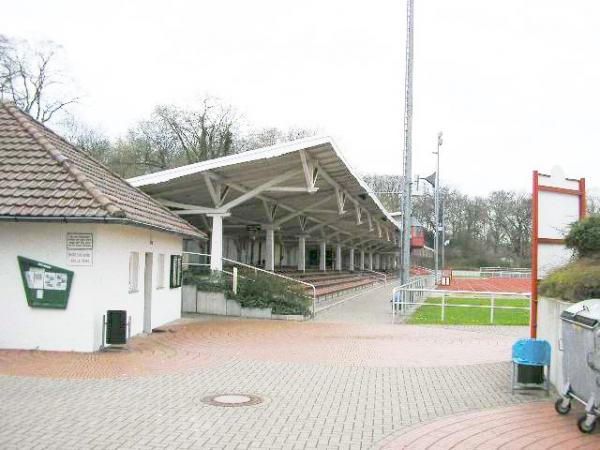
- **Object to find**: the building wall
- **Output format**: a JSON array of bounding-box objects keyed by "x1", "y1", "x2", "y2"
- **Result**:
[
  {"x1": 0, "y1": 222, "x2": 183, "y2": 352},
  {"x1": 537, "y1": 297, "x2": 571, "y2": 389}
]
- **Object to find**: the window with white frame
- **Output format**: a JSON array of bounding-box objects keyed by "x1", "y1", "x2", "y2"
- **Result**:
[
  {"x1": 157, "y1": 253, "x2": 165, "y2": 289},
  {"x1": 128, "y1": 252, "x2": 139, "y2": 293}
]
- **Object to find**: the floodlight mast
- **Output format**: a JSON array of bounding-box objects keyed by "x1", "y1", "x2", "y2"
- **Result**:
[{"x1": 401, "y1": 0, "x2": 415, "y2": 284}]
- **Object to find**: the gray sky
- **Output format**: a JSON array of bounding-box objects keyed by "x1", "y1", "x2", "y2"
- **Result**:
[{"x1": 2, "y1": 0, "x2": 599, "y2": 195}]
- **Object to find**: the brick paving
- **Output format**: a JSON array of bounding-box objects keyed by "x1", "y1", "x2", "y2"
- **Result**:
[
  {"x1": 0, "y1": 282, "x2": 591, "y2": 449},
  {"x1": 379, "y1": 402, "x2": 599, "y2": 449}
]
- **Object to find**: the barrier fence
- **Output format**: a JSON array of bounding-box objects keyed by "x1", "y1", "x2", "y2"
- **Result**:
[
  {"x1": 392, "y1": 286, "x2": 531, "y2": 324},
  {"x1": 391, "y1": 275, "x2": 437, "y2": 318}
]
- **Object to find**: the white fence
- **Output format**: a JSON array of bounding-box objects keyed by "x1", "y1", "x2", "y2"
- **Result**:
[
  {"x1": 392, "y1": 286, "x2": 531, "y2": 324},
  {"x1": 479, "y1": 267, "x2": 531, "y2": 279}
]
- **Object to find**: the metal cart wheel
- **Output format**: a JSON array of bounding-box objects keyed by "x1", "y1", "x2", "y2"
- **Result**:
[
  {"x1": 577, "y1": 415, "x2": 597, "y2": 434},
  {"x1": 554, "y1": 398, "x2": 571, "y2": 415}
]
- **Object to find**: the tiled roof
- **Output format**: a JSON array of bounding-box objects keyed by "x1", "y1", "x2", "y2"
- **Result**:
[{"x1": 0, "y1": 103, "x2": 205, "y2": 239}]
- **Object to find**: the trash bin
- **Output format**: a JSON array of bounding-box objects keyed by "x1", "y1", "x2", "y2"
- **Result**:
[
  {"x1": 106, "y1": 310, "x2": 127, "y2": 345},
  {"x1": 555, "y1": 299, "x2": 600, "y2": 433},
  {"x1": 511, "y1": 338, "x2": 551, "y2": 394},
  {"x1": 517, "y1": 364, "x2": 544, "y2": 384}
]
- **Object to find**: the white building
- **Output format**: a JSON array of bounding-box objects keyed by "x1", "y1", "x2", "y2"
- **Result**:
[{"x1": 0, "y1": 103, "x2": 205, "y2": 352}]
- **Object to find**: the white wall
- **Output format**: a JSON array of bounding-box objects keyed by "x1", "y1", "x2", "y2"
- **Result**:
[
  {"x1": 537, "y1": 297, "x2": 571, "y2": 389},
  {"x1": 0, "y1": 222, "x2": 183, "y2": 352}
]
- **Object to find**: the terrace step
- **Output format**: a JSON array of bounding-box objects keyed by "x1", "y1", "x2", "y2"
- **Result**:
[{"x1": 313, "y1": 278, "x2": 378, "y2": 300}]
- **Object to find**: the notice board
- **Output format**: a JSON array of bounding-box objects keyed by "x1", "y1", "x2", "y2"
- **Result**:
[
  {"x1": 17, "y1": 256, "x2": 74, "y2": 309},
  {"x1": 531, "y1": 166, "x2": 586, "y2": 337}
]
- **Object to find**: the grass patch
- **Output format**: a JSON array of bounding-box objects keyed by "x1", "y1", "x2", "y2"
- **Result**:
[{"x1": 407, "y1": 296, "x2": 530, "y2": 325}]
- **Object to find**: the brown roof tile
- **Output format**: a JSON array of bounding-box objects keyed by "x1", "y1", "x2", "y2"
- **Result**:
[{"x1": 0, "y1": 103, "x2": 205, "y2": 239}]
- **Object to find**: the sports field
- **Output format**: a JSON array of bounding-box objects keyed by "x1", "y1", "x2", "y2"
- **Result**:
[{"x1": 407, "y1": 296, "x2": 530, "y2": 325}]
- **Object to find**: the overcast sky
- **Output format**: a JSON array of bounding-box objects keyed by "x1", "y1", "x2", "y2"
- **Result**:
[{"x1": 2, "y1": 0, "x2": 599, "y2": 195}]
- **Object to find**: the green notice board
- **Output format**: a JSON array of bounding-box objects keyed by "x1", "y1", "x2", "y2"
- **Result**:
[{"x1": 17, "y1": 256, "x2": 74, "y2": 309}]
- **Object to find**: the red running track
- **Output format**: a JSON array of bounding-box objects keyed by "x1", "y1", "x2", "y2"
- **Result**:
[{"x1": 439, "y1": 277, "x2": 531, "y2": 294}]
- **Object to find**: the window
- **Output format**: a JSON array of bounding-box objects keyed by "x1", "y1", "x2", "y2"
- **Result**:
[
  {"x1": 128, "y1": 252, "x2": 139, "y2": 293},
  {"x1": 156, "y1": 253, "x2": 165, "y2": 289},
  {"x1": 170, "y1": 255, "x2": 182, "y2": 288}
]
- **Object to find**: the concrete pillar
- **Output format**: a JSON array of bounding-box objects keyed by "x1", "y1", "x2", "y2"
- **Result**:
[
  {"x1": 360, "y1": 250, "x2": 365, "y2": 270},
  {"x1": 207, "y1": 213, "x2": 229, "y2": 271},
  {"x1": 265, "y1": 227, "x2": 275, "y2": 271},
  {"x1": 297, "y1": 235, "x2": 307, "y2": 272},
  {"x1": 319, "y1": 241, "x2": 327, "y2": 271},
  {"x1": 369, "y1": 252, "x2": 373, "y2": 270},
  {"x1": 349, "y1": 248, "x2": 355, "y2": 272},
  {"x1": 335, "y1": 244, "x2": 342, "y2": 271}
]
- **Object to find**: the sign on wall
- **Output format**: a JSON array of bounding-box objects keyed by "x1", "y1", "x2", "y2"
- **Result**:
[
  {"x1": 531, "y1": 166, "x2": 586, "y2": 337},
  {"x1": 66, "y1": 232, "x2": 93, "y2": 266},
  {"x1": 17, "y1": 256, "x2": 74, "y2": 309}
]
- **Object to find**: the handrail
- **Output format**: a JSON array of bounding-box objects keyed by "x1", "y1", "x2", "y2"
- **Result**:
[
  {"x1": 222, "y1": 257, "x2": 317, "y2": 317},
  {"x1": 361, "y1": 268, "x2": 387, "y2": 283},
  {"x1": 480, "y1": 266, "x2": 530, "y2": 272}
]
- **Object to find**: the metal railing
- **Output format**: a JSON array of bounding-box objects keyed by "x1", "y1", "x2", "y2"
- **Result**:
[
  {"x1": 182, "y1": 252, "x2": 317, "y2": 317},
  {"x1": 392, "y1": 286, "x2": 531, "y2": 324},
  {"x1": 222, "y1": 257, "x2": 318, "y2": 317},
  {"x1": 479, "y1": 267, "x2": 531, "y2": 279},
  {"x1": 391, "y1": 275, "x2": 436, "y2": 318},
  {"x1": 361, "y1": 268, "x2": 387, "y2": 283},
  {"x1": 182, "y1": 251, "x2": 211, "y2": 268}
]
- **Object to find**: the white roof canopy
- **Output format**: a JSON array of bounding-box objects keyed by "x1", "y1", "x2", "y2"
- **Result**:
[{"x1": 128, "y1": 136, "x2": 400, "y2": 250}]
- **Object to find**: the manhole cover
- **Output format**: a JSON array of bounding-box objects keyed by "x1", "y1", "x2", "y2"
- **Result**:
[{"x1": 201, "y1": 393, "x2": 263, "y2": 407}]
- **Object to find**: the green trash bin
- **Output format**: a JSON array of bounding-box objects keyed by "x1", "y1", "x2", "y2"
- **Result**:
[{"x1": 106, "y1": 310, "x2": 127, "y2": 345}]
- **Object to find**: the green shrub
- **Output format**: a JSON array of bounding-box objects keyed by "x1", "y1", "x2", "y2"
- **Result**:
[
  {"x1": 231, "y1": 272, "x2": 311, "y2": 316},
  {"x1": 182, "y1": 269, "x2": 229, "y2": 293},
  {"x1": 539, "y1": 258, "x2": 600, "y2": 302},
  {"x1": 565, "y1": 215, "x2": 600, "y2": 258}
]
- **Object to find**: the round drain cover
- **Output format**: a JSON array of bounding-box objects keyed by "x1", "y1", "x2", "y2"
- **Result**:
[{"x1": 201, "y1": 393, "x2": 263, "y2": 407}]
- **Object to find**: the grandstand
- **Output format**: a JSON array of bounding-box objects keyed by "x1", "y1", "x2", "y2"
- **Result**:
[{"x1": 130, "y1": 136, "x2": 402, "y2": 298}]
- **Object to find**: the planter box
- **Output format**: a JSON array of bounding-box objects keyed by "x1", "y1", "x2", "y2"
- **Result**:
[
  {"x1": 182, "y1": 285, "x2": 197, "y2": 313},
  {"x1": 271, "y1": 314, "x2": 306, "y2": 321},
  {"x1": 197, "y1": 291, "x2": 227, "y2": 315},
  {"x1": 537, "y1": 296, "x2": 572, "y2": 389},
  {"x1": 182, "y1": 286, "x2": 304, "y2": 321},
  {"x1": 226, "y1": 299, "x2": 241, "y2": 317},
  {"x1": 240, "y1": 307, "x2": 272, "y2": 319}
]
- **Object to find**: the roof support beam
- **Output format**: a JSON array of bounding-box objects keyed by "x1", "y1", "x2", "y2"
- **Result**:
[
  {"x1": 274, "y1": 194, "x2": 335, "y2": 227},
  {"x1": 204, "y1": 173, "x2": 351, "y2": 237},
  {"x1": 219, "y1": 169, "x2": 298, "y2": 211},
  {"x1": 265, "y1": 186, "x2": 319, "y2": 193},
  {"x1": 158, "y1": 199, "x2": 227, "y2": 215},
  {"x1": 299, "y1": 150, "x2": 319, "y2": 193}
]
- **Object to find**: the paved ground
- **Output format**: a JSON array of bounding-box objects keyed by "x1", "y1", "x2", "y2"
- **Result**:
[
  {"x1": 0, "y1": 282, "x2": 597, "y2": 449},
  {"x1": 380, "y1": 402, "x2": 598, "y2": 449}
]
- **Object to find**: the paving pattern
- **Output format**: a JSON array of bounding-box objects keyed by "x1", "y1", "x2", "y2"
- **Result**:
[
  {"x1": 379, "y1": 402, "x2": 599, "y2": 449},
  {"x1": 0, "y1": 282, "x2": 595, "y2": 449}
]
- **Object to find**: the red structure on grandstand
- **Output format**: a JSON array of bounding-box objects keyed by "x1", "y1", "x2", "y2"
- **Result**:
[{"x1": 410, "y1": 219, "x2": 425, "y2": 249}]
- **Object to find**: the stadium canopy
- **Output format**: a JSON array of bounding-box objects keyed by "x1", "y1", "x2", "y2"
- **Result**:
[{"x1": 129, "y1": 136, "x2": 400, "y2": 272}]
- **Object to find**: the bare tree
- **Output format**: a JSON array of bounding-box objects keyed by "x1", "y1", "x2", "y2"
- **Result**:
[
  {"x1": 0, "y1": 36, "x2": 77, "y2": 123},
  {"x1": 361, "y1": 174, "x2": 403, "y2": 212},
  {"x1": 240, "y1": 126, "x2": 318, "y2": 150}
]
